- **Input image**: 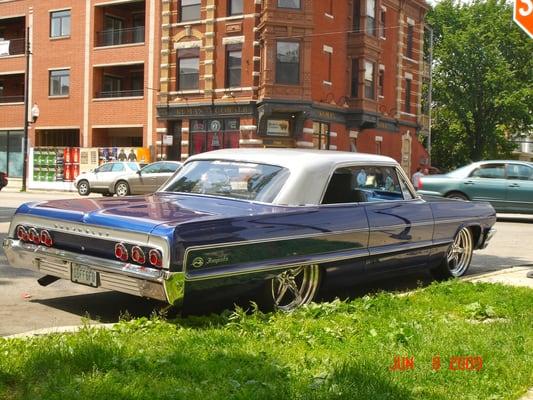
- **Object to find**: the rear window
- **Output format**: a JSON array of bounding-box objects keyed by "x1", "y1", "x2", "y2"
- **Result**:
[{"x1": 161, "y1": 160, "x2": 289, "y2": 203}]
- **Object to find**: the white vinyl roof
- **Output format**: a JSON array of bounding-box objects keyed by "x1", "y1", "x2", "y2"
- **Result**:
[{"x1": 186, "y1": 149, "x2": 399, "y2": 205}]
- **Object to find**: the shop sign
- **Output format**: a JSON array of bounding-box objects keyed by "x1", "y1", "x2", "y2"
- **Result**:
[
  {"x1": 266, "y1": 119, "x2": 290, "y2": 136},
  {"x1": 163, "y1": 104, "x2": 254, "y2": 118},
  {"x1": 163, "y1": 135, "x2": 174, "y2": 145}
]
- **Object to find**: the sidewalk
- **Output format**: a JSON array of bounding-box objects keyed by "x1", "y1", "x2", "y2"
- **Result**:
[{"x1": 464, "y1": 266, "x2": 533, "y2": 289}]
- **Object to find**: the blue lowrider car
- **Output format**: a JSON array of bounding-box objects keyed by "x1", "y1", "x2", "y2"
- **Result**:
[{"x1": 3, "y1": 149, "x2": 496, "y2": 311}]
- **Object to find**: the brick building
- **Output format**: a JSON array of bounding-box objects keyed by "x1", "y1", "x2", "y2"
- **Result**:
[
  {"x1": 157, "y1": 0, "x2": 431, "y2": 174},
  {"x1": 1, "y1": 0, "x2": 431, "y2": 179},
  {"x1": 0, "y1": 0, "x2": 160, "y2": 177}
]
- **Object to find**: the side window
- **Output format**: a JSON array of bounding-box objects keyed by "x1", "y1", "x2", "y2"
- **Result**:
[
  {"x1": 142, "y1": 163, "x2": 162, "y2": 174},
  {"x1": 111, "y1": 163, "x2": 125, "y2": 172},
  {"x1": 322, "y1": 165, "x2": 406, "y2": 204},
  {"x1": 162, "y1": 162, "x2": 180, "y2": 173},
  {"x1": 506, "y1": 164, "x2": 533, "y2": 181},
  {"x1": 470, "y1": 164, "x2": 505, "y2": 179},
  {"x1": 96, "y1": 163, "x2": 113, "y2": 173}
]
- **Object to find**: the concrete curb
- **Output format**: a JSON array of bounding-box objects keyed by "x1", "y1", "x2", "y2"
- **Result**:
[{"x1": 3, "y1": 323, "x2": 115, "y2": 339}]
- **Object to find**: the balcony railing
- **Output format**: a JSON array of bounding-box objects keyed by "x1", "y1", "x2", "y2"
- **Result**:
[
  {"x1": 0, "y1": 38, "x2": 25, "y2": 57},
  {"x1": 0, "y1": 95, "x2": 24, "y2": 103},
  {"x1": 95, "y1": 89, "x2": 144, "y2": 99},
  {"x1": 95, "y1": 27, "x2": 145, "y2": 47}
]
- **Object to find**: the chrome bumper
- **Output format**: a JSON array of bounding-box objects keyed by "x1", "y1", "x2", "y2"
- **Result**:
[{"x1": 2, "y1": 239, "x2": 184, "y2": 306}]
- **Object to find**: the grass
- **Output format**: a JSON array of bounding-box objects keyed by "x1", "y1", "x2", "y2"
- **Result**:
[{"x1": 0, "y1": 280, "x2": 531, "y2": 400}]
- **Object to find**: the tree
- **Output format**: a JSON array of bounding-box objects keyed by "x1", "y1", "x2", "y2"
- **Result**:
[{"x1": 427, "y1": 0, "x2": 533, "y2": 170}]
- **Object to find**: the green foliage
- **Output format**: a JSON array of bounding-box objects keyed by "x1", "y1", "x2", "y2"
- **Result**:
[
  {"x1": 428, "y1": 0, "x2": 533, "y2": 170},
  {"x1": 0, "y1": 281, "x2": 532, "y2": 400}
]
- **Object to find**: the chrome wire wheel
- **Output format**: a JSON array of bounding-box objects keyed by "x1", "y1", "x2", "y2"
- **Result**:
[
  {"x1": 115, "y1": 181, "x2": 130, "y2": 197},
  {"x1": 271, "y1": 264, "x2": 320, "y2": 312},
  {"x1": 447, "y1": 227, "x2": 473, "y2": 277}
]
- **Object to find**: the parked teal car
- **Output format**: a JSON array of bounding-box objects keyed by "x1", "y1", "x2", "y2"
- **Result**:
[{"x1": 418, "y1": 160, "x2": 533, "y2": 214}]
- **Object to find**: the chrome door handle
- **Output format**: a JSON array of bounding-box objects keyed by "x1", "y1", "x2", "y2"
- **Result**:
[
  {"x1": 508, "y1": 183, "x2": 520, "y2": 188},
  {"x1": 464, "y1": 181, "x2": 475, "y2": 185}
]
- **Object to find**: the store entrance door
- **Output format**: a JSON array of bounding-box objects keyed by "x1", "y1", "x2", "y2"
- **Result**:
[{"x1": 0, "y1": 130, "x2": 23, "y2": 177}]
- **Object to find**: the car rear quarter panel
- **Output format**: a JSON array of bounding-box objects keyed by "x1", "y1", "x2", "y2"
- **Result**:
[{"x1": 426, "y1": 196, "x2": 496, "y2": 253}]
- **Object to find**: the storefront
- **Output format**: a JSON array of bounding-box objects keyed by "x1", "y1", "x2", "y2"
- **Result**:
[
  {"x1": 190, "y1": 118, "x2": 240, "y2": 155},
  {"x1": 0, "y1": 130, "x2": 23, "y2": 177}
]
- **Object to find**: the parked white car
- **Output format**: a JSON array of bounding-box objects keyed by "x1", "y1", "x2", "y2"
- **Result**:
[{"x1": 75, "y1": 162, "x2": 140, "y2": 196}]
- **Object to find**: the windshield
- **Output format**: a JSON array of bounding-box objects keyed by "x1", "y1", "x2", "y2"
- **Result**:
[{"x1": 161, "y1": 160, "x2": 290, "y2": 203}]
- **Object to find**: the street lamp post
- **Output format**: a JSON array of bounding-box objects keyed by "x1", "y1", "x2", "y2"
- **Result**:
[{"x1": 21, "y1": 26, "x2": 31, "y2": 192}]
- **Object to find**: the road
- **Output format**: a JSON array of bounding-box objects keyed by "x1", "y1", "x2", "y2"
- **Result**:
[{"x1": 0, "y1": 190, "x2": 532, "y2": 336}]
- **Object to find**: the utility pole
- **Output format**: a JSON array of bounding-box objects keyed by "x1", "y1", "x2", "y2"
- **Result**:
[
  {"x1": 21, "y1": 26, "x2": 30, "y2": 192},
  {"x1": 427, "y1": 26, "x2": 434, "y2": 166}
]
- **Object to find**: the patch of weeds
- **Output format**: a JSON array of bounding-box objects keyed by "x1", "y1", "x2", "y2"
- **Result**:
[{"x1": 464, "y1": 301, "x2": 499, "y2": 321}]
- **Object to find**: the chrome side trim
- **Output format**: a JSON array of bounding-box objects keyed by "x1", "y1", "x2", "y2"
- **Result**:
[{"x1": 2, "y1": 239, "x2": 184, "y2": 305}]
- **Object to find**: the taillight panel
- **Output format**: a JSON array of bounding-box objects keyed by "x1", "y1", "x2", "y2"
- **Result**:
[{"x1": 14, "y1": 225, "x2": 164, "y2": 269}]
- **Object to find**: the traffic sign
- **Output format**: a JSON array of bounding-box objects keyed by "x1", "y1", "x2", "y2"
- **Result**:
[{"x1": 514, "y1": 0, "x2": 533, "y2": 38}]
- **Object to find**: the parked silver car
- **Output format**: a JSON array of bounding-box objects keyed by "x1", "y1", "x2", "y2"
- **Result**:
[
  {"x1": 75, "y1": 162, "x2": 140, "y2": 196},
  {"x1": 113, "y1": 161, "x2": 182, "y2": 196}
]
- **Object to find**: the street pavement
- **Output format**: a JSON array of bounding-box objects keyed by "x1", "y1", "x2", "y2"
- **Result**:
[{"x1": 0, "y1": 189, "x2": 532, "y2": 337}]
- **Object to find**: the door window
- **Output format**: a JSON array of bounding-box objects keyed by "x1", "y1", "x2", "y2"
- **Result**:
[
  {"x1": 111, "y1": 163, "x2": 125, "y2": 172},
  {"x1": 141, "y1": 163, "x2": 162, "y2": 174},
  {"x1": 96, "y1": 163, "x2": 113, "y2": 173},
  {"x1": 506, "y1": 164, "x2": 533, "y2": 181},
  {"x1": 322, "y1": 165, "x2": 405, "y2": 204},
  {"x1": 470, "y1": 164, "x2": 505, "y2": 179},
  {"x1": 162, "y1": 162, "x2": 180, "y2": 173}
]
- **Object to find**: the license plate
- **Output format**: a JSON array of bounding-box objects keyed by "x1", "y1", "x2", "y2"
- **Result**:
[{"x1": 71, "y1": 264, "x2": 99, "y2": 287}]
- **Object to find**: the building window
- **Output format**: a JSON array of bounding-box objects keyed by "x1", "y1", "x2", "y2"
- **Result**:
[
  {"x1": 406, "y1": 23, "x2": 414, "y2": 59},
  {"x1": 325, "y1": 48, "x2": 332, "y2": 83},
  {"x1": 313, "y1": 122, "x2": 330, "y2": 150},
  {"x1": 375, "y1": 140, "x2": 382, "y2": 155},
  {"x1": 181, "y1": 0, "x2": 201, "y2": 22},
  {"x1": 226, "y1": 45, "x2": 242, "y2": 88},
  {"x1": 49, "y1": 69, "x2": 70, "y2": 96},
  {"x1": 178, "y1": 48, "x2": 200, "y2": 90},
  {"x1": 229, "y1": 0, "x2": 243, "y2": 15},
  {"x1": 190, "y1": 119, "x2": 240, "y2": 155},
  {"x1": 364, "y1": 61, "x2": 375, "y2": 99},
  {"x1": 102, "y1": 16, "x2": 124, "y2": 46},
  {"x1": 380, "y1": 9, "x2": 386, "y2": 38},
  {"x1": 378, "y1": 68, "x2": 384, "y2": 97},
  {"x1": 351, "y1": 59, "x2": 359, "y2": 97},
  {"x1": 276, "y1": 41, "x2": 300, "y2": 85},
  {"x1": 353, "y1": 0, "x2": 361, "y2": 31},
  {"x1": 405, "y1": 78, "x2": 412, "y2": 113},
  {"x1": 278, "y1": 0, "x2": 300, "y2": 9},
  {"x1": 50, "y1": 10, "x2": 71, "y2": 38},
  {"x1": 103, "y1": 75, "x2": 122, "y2": 95},
  {"x1": 365, "y1": 0, "x2": 376, "y2": 36}
]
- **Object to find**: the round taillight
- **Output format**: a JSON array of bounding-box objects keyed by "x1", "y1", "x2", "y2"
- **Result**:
[
  {"x1": 114, "y1": 243, "x2": 129, "y2": 262},
  {"x1": 16, "y1": 226, "x2": 28, "y2": 242},
  {"x1": 148, "y1": 249, "x2": 162, "y2": 268},
  {"x1": 28, "y1": 228, "x2": 40, "y2": 244},
  {"x1": 40, "y1": 230, "x2": 53, "y2": 247},
  {"x1": 131, "y1": 246, "x2": 145, "y2": 264}
]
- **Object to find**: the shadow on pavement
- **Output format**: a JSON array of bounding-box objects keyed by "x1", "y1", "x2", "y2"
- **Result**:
[{"x1": 32, "y1": 291, "x2": 167, "y2": 323}]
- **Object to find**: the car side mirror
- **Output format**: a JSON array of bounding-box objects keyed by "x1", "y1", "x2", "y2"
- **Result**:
[{"x1": 137, "y1": 170, "x2": 142, "y2": 175}]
